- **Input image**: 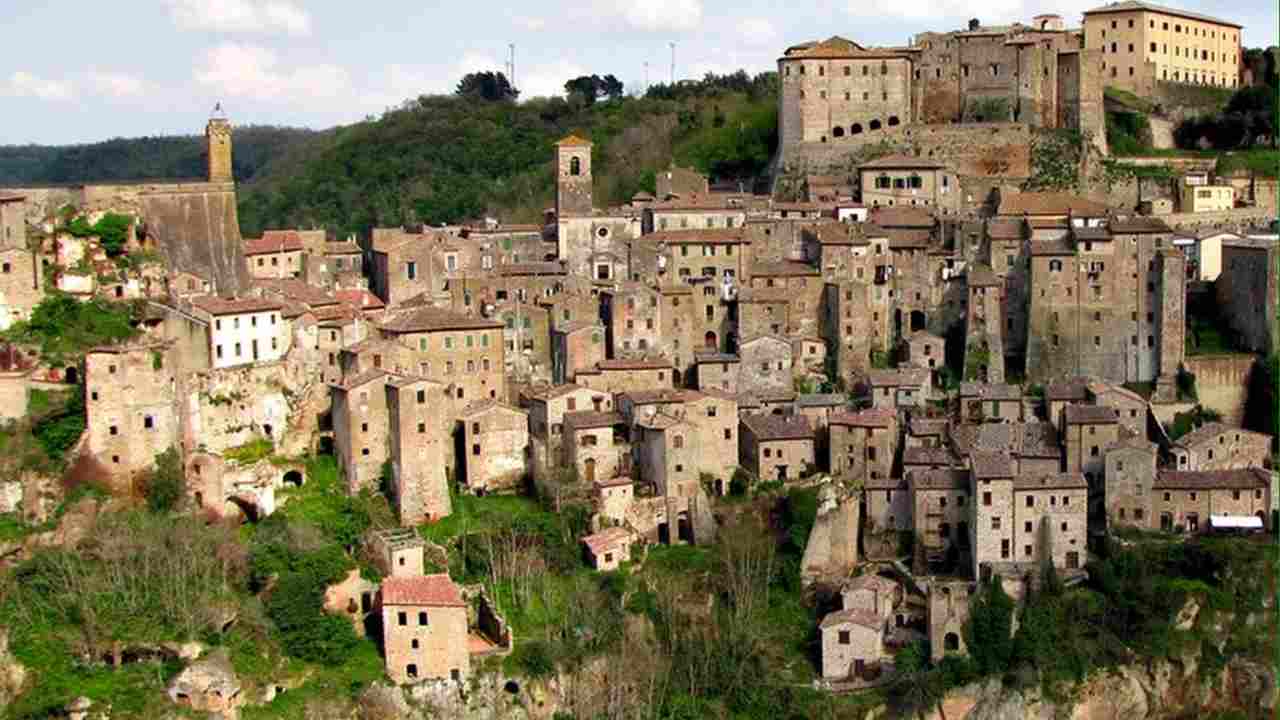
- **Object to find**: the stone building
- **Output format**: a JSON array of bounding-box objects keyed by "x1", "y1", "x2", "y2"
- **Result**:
[
  {"x1": 748, "y1": 261, "x2": 824, "y2": 337},
  {"x1": 0, "y1": 245, "x2": 44, "y2": 331},
  {"x1": 1151, "y1": 469, "x2": 1272, "y2": 532},
  {"x1": 331, "y1": 370, "x2": 393, "y2": 494},
  {"x1": 655, "y1": 165, "x2": 710, "y2": 199},
  {"x1": 1081, "y1": 1, "x2": 1242, "y2": 94},
  {"x1": 829, "y1": 408, "x2": 898, "y2": 483},
  {"x1": 738, "y1": 334, "x2": 794, "y2": 394},
  {"x1": 959, "y1": 383, "x2": 1023, "y2": 422},
  {"x1": 820, "y1": 607, "x2": 889, "y2": 681},
  {"x1": 737, "y1": 287, "x2": 792, "y2": 339},
  {"x1": 693, "y1": 350, "x2": 739, "y2": 393},
  {"x1": 595, "y1": 475, "x2": 634, "y2": 525},
  {"x1": 577, "y1": 359, "x2": 674, "y2": 395},
  {"x1": 859, "y1": 155, "x2": 958, "y2": 209},
  {"x1": 903, "y1": 330, "x2": 945, "y2": 371},
  {"x1": 635, "y1": 413, "x2": 701, "y2": 498},
  {"x1": 190, "y1": 296, "x2": 286, "y2": 369},
  {"x1": 527, "y1": 384, "x2": 612, "y2": 480},
  {"x1": 865, "y1": 476, "x2": 912, "y2": 534},
  {"x1": 928, "y1": 580, "x2": 975, "y2": 661},
  {"x1": 552, "y1": 135, "x2": 644, "y2": 283},
  {"x1": 369, "y1": 227, "x2": 445, "y2": 306},
  {"x1": 912, "y1": 469, "x2": 972, "y2": 560},
  {"x1": 1215, "y1": 237, "x2": 1277, "y2": 356},
  {"x1": 244, "y1": 231, "x2": 305, "y2": 279},
  {"x1": 1171, "y1": 422, "x2": 1272, "y2": 472},
  {"x1": 969, "y1": 450, "x2": 1016, "y2": 577},
  {"x1": 1062, "y1": 404, "x2": 1119, "y2": 481},
  {"x1": 564, "y1": 410, "x2": 629, "y2": 485},
  {"x1": 1104, "y1": 437, "x2": 1158, "y2": 527},
  {"x1": 1010, "y1": 474, "x2": 1088, "y2": 570},
  {"x1": 458, "y1": 400, "x2": 528, "y2": 494},
  {"x1": 823, "y1": 279, "x2": 876, "y2": 383},
  {"x1": 380, "y1": 573, "x2": 469, "y2": 684},
  {"x1": 376, "y1": 305, "x2": 505, "y2": 404},
  {"x1": 85, "y1": 342, "x2": 177, "y2": 488},
  {"x1": 551, "y1": 321, "x2": 606, "y2": 384},
  {"x1": 642, "y1": 198, "x2": 749, "y2": 236},
  {"x1": 602, "y1": 283, "x2": 664, "y2": 359},
  {"x1": 868, "y1": 368, "x2": 931, "y2": 409},
  {"x1": 384, "y1": 376, "x2": 450, "y2": 520},
  {"x1": 740, "y1": 413, "x2": 815, "y2": 483},
  {"x1": 582, "y1": 526, "x2": 634, "y2": 571}
]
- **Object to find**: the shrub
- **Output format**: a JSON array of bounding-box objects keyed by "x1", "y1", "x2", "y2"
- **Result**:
[
  {"x1": 729, "y1": 467, "x2": 751, "y2": 496},
  {"x1": 963, "y1": 575, "x2": 1015, "y2": 675},
  {"x1": 508, "y1": 639, "x2": 555, "y2": 678},
  {"x1": 145, "y1": 447, "x2": 184, "y2": 513}
]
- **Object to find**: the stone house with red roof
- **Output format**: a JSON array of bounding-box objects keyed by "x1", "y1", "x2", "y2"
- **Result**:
[
  {"x1": 740, "y1": 413, "x2": 815, "y2": 483},
  {"x1": 244, "y1": 230, "x2": 305, "y2": 280},
  {"x1": 582, "y1": 526, "x2": 635, "y2": 571},
  {"x1": 830, "y1": 408, "x2": 898, "y2": 483},
  {"x1": 380, "y1": 573, "x2": 469, "y2": 684},
  {"x1": 1171, "y1": 422, "x2": 1272, "y2": 472},
  {"x1": 457, "y1": 400, "x2": 528, "y2": 494},
  {"x1": 1152, "y1": 469, "x2": 1272, "y2": 533}
]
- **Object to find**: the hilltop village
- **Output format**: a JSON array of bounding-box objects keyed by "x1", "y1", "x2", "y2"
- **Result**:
[{"x1": 0, "y1": 2, "x2": 1276, "y2": 718}]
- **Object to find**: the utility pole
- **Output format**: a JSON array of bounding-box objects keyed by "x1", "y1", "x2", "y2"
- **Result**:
[
  {"x1": 508, "y1": 43, "x2": 516, "y2": 89},
  {"x1": 669, "y1": 42, "x2": 676, "y2": 85},
  {"x1": 644, "y1": 61, "x2": 649, "y2": 92}
]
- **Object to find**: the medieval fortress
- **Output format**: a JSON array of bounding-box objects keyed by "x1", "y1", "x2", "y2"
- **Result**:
[{"x1": 0, "y1": 0, "x2": 1275, "y2": 705}]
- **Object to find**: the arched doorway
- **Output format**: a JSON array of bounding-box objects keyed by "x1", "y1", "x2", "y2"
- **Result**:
[
  {"x1": 64, "y1": 366, "x2": 78, "y2": 385},
  {"x1": 944, "y1": 632, "x2": 960, "y2": 651},
  {"x1": 283, "y1": 470, "x2": 303, "y2": 487},
  {"x1": 704, "y1": 331, "x2": 717, "y2": 350},
  {"x1": 223, "y1": 497, "x2": 259, "y2": 524},
  {"x1": 583, "y1": 458, "x2": 596, "y2": 485},
  {"x1": 910, "y1": 310, "x2": 926, "y2": 332}
]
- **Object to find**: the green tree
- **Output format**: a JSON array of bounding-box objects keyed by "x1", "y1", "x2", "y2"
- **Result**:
[
  {"x1": 963, "y1": 574, "x2": 1015, "y2": 675},
  {"x1": 455, "y1": 71, "x2": 519, "y2": 102},
  {"x1": 145, "y1": 447, "x2": 185, "y2": 513}
]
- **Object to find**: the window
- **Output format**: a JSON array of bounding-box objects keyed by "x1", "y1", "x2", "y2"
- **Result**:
[
  {"x1": 418, "y1": 611, "x2": 429, "y2": 625},
  {"x1": 992, "y1": 516, "x2": 1001, "y2": 530},
  {"x1": 838, "y1": 630, "x2": 851, "y2": 645},
  {"x1": 397, "y1": 611, "x2": 407, "y2": 626},
  {"x1": 983, "y1": 491, "x2": 992, "y2": 506},
  {"x1": 406, "y1": 261, "x2": 417, "y2": 280},
  {"x1": 1025, "y1": 496, "x2": 1034, "y2": 507}
]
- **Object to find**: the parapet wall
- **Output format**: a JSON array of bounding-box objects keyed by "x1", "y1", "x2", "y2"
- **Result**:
[{"x1": 778, "y1": 122, "x2": 1033, "y2": 179}]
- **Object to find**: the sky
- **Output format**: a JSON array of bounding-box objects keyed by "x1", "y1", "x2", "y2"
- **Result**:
[{"x1": 1, "y1": 0, "x2": 1276, "y2": 145}]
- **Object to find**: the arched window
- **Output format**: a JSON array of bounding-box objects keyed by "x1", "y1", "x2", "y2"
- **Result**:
[
  {"x1": 1049, "y1": 259, "x2": 1063, "y2": 272},
  {"x1": 888, "y1": 115, "x2": 901, "y2": 126},
  {"x1": 850, "y1": 123, "x2": 863, "y2": 135},
  {"x1": 869, "y1": 119, "x2": 882, "y2": 130},
  {"x1": 832, "y1": 126, "x2": 845, "y2": 137},
  {"x1": 569, "y1": 156, "x2": 581, "y2": 176},
  {"x1": 944, "y1": 633, "x2": 960, "y2": 651}
]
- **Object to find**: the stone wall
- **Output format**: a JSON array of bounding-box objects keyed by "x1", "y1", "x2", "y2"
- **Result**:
[
  {"x1": 1183, "y1": 354, "x2": 1257, "y2": 425},
  {"x1": 1162, "y1": 208, "x2": 1275, "y2": 233},
  {"x1": 779, "y1": 123, "x2": 1032, "y2": 181}
]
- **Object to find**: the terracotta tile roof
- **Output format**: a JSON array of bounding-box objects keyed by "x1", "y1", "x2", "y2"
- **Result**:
[
  {"x1": 1073, "y1": 226, "x2": 1113, "y2": 241},
  {"x1": 997, "y1": 192, "x2": 1108, "y2": 217},
  {"x1": 868, "y1": 368, "x2": 930, "y2": 387},
  {"x1": 498, "y1": 262, "x2": 566, "y2": 276},
  {"x1": 594, "y1": 476, "x2": 633, "y2": 489},
  {"x1": 379, "y1": 306, "x2": 502, "y2": 333},
  {"x1": 1019, "y1": 422, "x2": 1063, "y2": 458},
  {"x1": 843, "y1": 574, "x2": 899, "y2": 596},
  {"x1": 380, "y1": 573, "x2": 466, "y2": 607},
  {"x1": 324, "y1": 241, "x2": 361, "y2": 255},
  {"x1": 556, "y1": 134, "x2": 592, "y2": 146},
  {"x1": 910, "y1": 468, "x2": 970, "y2": 490},
  {"x1": 1083, "y1": 1, "x2": 1241, "y2": 28},
  {"x1": 1064, "y1": 404, "x2": 1118, "y2": 425},
  {"x1": 887, "y1": 228, "x2": 933, "y2": 249},
  {"x1": 820, "y1": 607, "x2": 885, "y2": 630},
  {"x1": 336, "y1": 289, "x2": 385, "y2": 310},
  {"x1": 1046, "y1": 377, "x2": 1090, "y2": 401},
  {"x1": 831, "y1": 408, "x2": 896, "y2": 428},
  {"x1": 190, "y1": 295, "x2": 283, "y2": 316},
  {"x1": 909, "y1": 418, "x2": 949, "y2": 436},
  {"x1": 758, "y1": 389, "x2": 798, "y2": 403},
  {"x1": 1029, "y1": 238, "x2": 1076, "y2": 256},
  {"x1": 253, "y1": 278, "x2": 340, "y2": 307},
  {"x1": 582, "y1": 527, "x2": 633, "y2": 555},
  {"x1": 904, "y1": 446, "x2": 958, "y2": 467},
  {"x1": 860, "y1": 154, "x2": 946, "y2": 169},
  {"x1": 1013, "y1": 473, "x2": 1087, "y2": 490},
  {"x1": 785, "y1": 36, "x2": 909, "y2": 61},
  {"x1": 772, "y1": 201, "x2": 830, "y2": 212},
  {"x1": 597, "y1": 359, "x2": 672, "y2": 371},
  {"x1": 622, "y1": 388, "x2": 702, "y2": 405},
  {"x1": 870, "y1": 206, "x2": 936, "y2": 228},
  {"x1": 1109, "y1": 216, "x2": 1172, "y2": 234},
  {"x1": 960, "y1": 382, "x2": 1021, "y2": 400},
  {"x1": 528, "y1": 383, "x2": 591, "y2": 401},
  {"x1": 564, "y1": 411, "x2": 624, "y2": 430},
  {"x1": 750, "y1": 260, "x2": 820, "y2": 276},
  {"x1": 796, "y1": 393, "x2": 847, "y2": 408},
  {"x1": 244, "y1": 230, "x2": 304, "y2": 255},
  {"x1": 986, "y1": 218, "x2": 1025, "y2": 240},
  {"x1": 1174, "y1": 422, "x2": 1270, "y2": 448},
  {"x1": 970, "y1": 450, "x2": 1015, "y2": 479},
  {"x1": 1154, "y1": 469, "x2": 1271, "y2": 490},
  {"x1": 742, "y1": 412, "x2": 812, "y2": 441},
  {"x1": 806, "y1": 222, "x2": 880, "y2": 246},
  {"x1": 332, "y1": 368, "x2": 390, "y2": 390}
]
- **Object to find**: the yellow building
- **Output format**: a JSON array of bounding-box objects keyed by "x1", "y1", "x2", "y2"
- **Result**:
[
  {"x1": 1083, "y1": 1, "x2": 1242, "y2": 94},
  {"x1": 1180, "y1": 184, "x2": 1235, "y2": 213}
]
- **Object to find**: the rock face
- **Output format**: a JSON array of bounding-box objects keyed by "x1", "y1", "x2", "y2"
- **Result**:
[
  {"x1": 0, "y1": 630, "x2": 27, "y2": 708},
  {"x1": 927, "y1": 652, "x2": 1277, "y2": 720},
  {"x1": 801, "y1": 482, "x2": 860, "y2": 585},
  {"x1": 168, "y1": 648, "x2": 243, "y2": 719}
]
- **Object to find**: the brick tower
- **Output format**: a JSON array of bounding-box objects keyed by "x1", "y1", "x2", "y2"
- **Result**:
[
  {"x1": 206, "y1": 104, "x2": 233, "y2": 183},
  {"x1": 554, "y1": 134, "x2": 592, "y2": 218}
]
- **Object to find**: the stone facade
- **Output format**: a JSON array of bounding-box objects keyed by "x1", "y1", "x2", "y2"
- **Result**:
[
  {"x1": 1082, "y1": 4, "x2": 1242, "y2": 94},
  {"x1": 386, "y1": 376, "x2": 452, "y2": 524},
  {"x1": 1171, "y1": 422, "x2": 1272, "y2": 472},
  {"x1": 740, "y1": 413, "x2": 815, "y2": 482},
  {"x1": 85, "y1": 343, "x2": 177, "y2": 490},
  {"x1": 1151, "y1": 469, "x2": 1272, "y2": 532},
  {"x1": 0, "y1": 247, "x2": 43, "y2": 331},
  {"x1": 738, "y1": 335, "x2": 793, "y2": 394},
  {"x1": 830, "y1": 409, "x2": 898, "y2": 482},
  {"x1": 380, "y1": 574, "x2": 470, "y2": 684},
  {"x1": 1104, "y1": 439, "x2": 1159, "y2": 528},
  {"x1": 928, "y1": 580, "x2": 975, "y2": 661},
  {"x1": 1215, "y1": 237, "x2": 1277, "y2": 356},
  {"x1": 458, "y1": 401, "x2": 528, "y2": 495},
  {"x1": 912, "y1": 469, "x2": 972, "y2": 558},
  {"x1": 527, "y1": 384, "x2": 613, "y2": 480}
]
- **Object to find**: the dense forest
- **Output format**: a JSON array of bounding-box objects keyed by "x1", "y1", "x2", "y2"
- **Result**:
[{"x1": 0, "y1": 126, "x2": 316, "y2": 186}]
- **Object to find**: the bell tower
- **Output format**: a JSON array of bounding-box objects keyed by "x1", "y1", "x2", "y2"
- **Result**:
[
  {"x1": 206, "y1": 103, "x2": 233, "y2": 183},
  {"x1": 554, "y1": 134, "x2": 593, "y2": 218}
]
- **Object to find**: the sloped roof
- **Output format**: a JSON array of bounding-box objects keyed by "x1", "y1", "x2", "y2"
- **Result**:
[
  {"x1": 820, "y1": 608, "x2": 885, "y2": 630},
  {"x1": 750, "y1": 260, "x2": 820, "y2": 276},
  {"x1": 564, "y1": 410, "x2": 624, "y2": 430},
  {"x1": 378, "y1": 306, "x2": 502, "y2": 333},
  {"x1": 189, "y1": 295, "x2": 282, "y2": 316},
  {"x1": 910, "y1": 468, "x2": 970, "y2": 490},
  {"x1": 582, "y1": 527, "x2": 633, "y2": 555},
  {"x1": 871, "y1": 206, "x2": 936, "y2": 228},
  {"x1": 381, "y1": 574, "x2": 466, "y2": 607},
  {"x1": 998, "y1": 192, "x2": 1108, "y2": 217},
  {"x1": 1064, "y1": 404, "x2": 1119, "y2": 425},
  {"x1": 244, "y1": 230, "x2": 304, "y2": 255},
  {"x1": 831, "y1": 408, "x2": 896, "y2": 428},
  {"x1": 860, "y1": 154, "x2": 947, "y2": 170},
  {"x1": 960, "y1": 382, "x2": 1021, "y2": 400},
  {"x1": 1155, "y1": 468, "x2": 1271, "y2": 490},
  {"x1": 1013, "y1": 473, "x2": 1087, "y2": 490},
  {"x1": 1083, "y1": 1, "x2": 1241, "y2": 28},
  {"x1": 556, "y1": 134, "x2": 592, "y2": 146},
  {"x1": 970, "y1": 450, "x2": 1015, "y2": 479},
  {"x1": 742, "y1": 413, "x2": 812, "y2": 441}
]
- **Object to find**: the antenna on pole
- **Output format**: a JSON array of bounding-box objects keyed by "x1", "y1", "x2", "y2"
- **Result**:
[
  {"x1": 508, "y1": 43, "x2": 516, "y2": 89},
  {"x1": 644, "y1": 61, "x2": 649, "y2": 92},
  {"x1": 669, "y1": 42, "x2": 676, "y2": 85}
]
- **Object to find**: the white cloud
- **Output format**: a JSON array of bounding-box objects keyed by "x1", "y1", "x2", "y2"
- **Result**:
[
  {"x1": 165, "y1": 0, "x2": 312, "y2": 36},
  {"x1": 4, "y1": 71, "x2": 74, "y2": 101},
  {"x1": 737, "y1": 18, "x2": 778, "y2": 46},
  {"x1": 842, "y1": 0, "x2": 1096, "y2": 26},
  {"x1": 89, "y1": 71, "x2": 145, "y2": 98},
  {"x1": 591, "y1": 0, "x2": 703, "y2": 32},
  {"x1": 195, "y1": 43, "x2": 349, "y2": 106},
  {"x1": 518, "y1": 59, "x2": 589, "y2": 99},
  {"x1": 514, "y1": 16, "x2": 547, "y2": 31}
]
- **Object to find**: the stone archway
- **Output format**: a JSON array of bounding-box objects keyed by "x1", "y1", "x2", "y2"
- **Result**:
[
  {"x1": 64, "y1": 366, "x2": 78, "y2": 385},
  {"x1": 911, "y1": 310, "x2": 927, "y2": 332},
  {"x1": 704, "y1": 331, "x2": 717, "y2": 350},
  {"x1": 283, "y1": 470, "x2": 303, "y2": 487},
  {"x1": 223, "y1": 496, "x2": 259, "y2": 524}
]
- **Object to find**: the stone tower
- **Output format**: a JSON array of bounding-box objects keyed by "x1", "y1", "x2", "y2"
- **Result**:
[
  {"x1": 206, "y1": 104, "x2": 233, "y2": 183},
  {"x1": 554, "y1": 134, "x2": 593, "y2": 218}
]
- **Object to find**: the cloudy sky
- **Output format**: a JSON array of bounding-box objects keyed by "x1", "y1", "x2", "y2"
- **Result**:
[{"x1": 2, "y1": 0, "x2": 1275, "y2": 145}]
